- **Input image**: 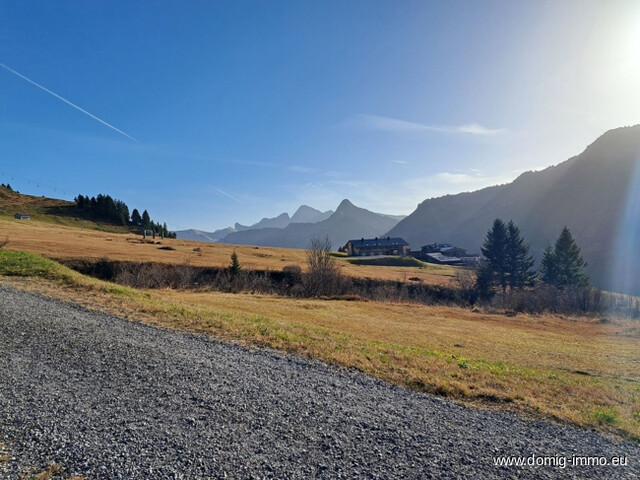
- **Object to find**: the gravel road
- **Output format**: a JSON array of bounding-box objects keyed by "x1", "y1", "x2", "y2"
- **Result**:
[{"x1": 0, "y1": 285, "x2": 638, "y2": 479}]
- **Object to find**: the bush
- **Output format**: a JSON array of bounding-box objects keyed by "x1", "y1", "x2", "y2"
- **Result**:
[
  {"x1": 282, "y1": 264, "x2": 302, "y2": 286},
  {"x1": 58, "y1": 257, "x2": 640, "y2": 318},
  {"x1": 303, "y1": 237, "x2": 345, "y2": 297}
]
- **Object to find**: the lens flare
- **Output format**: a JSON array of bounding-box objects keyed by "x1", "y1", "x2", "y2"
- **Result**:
[{"x1": 610, "y1": 156, "x2": 640, "y2": 295}]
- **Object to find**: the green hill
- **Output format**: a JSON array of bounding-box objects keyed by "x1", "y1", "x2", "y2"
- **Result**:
[{"x1": 0, "y1": 186, "x2": 130, "y2": 233}]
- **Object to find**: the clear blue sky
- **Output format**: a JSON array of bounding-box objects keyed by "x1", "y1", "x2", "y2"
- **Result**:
[{"x1": 1, "y1": 1, "x2": 639, "y2": 231}]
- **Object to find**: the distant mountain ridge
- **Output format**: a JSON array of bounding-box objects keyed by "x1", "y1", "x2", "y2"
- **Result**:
[
  {"x1": 176, "y1": 205, "x2": 334, "y2": 243},
  {"x1": 222, "y1": 199, "x2": 404, "y2": 249},
  {"x1": 235, "y1": 212, "x2": 291, "y2": 231},
  {"x1": 176, "y1": 228, "x2": 234, "y2": 243},
  {"x1": 291, "y1": 205, "x2": 333, "y2": 224},
  {"x1": 386, "y1": 124, "x2": 640, "y2": 295}
]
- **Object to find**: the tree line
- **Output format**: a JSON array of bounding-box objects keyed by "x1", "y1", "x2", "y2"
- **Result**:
[
  {"x1": 74, "y1": 193, "x2": 176, "y2": 238},
  {"x1": 477, "y1": 218, "x2": 588, "y2": 297}
]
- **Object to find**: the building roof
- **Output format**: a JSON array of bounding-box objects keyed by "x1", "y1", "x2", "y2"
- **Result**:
[
  {"x1": 348, "y1": 237, "x2": 409, "y2": 248},
  {"x1": 426, "y1": 252, "x2": 461, "y2": 263}
]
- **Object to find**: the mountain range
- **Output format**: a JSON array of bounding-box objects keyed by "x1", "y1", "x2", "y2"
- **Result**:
[
  {"x1": 178, "y1": 125, "x2": 640, "y2": 295},
  {"x1": 387, "y1": 124, "x2": 640, "y2": 295},
  {"x1": 222, "y1": 199, "x2": 403, "y2": 249},
  {"x1": 176, "y1": 205, "x2": 334, "y2": 243},
  {"x1": 177, "y1": 201, "x2": 404, "y2": 249}
]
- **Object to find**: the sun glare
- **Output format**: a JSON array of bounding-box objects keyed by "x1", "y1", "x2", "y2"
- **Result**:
[{"x1": 611, "y1": 156, "x2": 640, "y2": 296}]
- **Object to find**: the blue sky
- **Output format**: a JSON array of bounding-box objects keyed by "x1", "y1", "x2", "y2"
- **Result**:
[{"x1": 1, "y1": 1, "x2": 639, "y2": 231}]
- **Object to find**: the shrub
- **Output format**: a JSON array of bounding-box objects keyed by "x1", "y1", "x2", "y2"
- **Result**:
[
  {"x1": 303, "y1": 237, "x2": 345, "y2": 297},
  {"x1": 282, "y1": 264, "x2": 302, "y2": 285}
]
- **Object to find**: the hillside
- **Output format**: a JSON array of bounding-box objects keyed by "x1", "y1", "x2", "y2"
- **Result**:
[
  {"x1": 222, "y1": 199, "x2": 402, "y2": 249},
  {"x1": 0, "y1": 186, "x2": 130, "y2": 233},
  {"x1": 387, "y1": 125, "x2": 640, "y2": 294}
]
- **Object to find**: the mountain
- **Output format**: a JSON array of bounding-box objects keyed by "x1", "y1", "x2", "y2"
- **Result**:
[
  {"x1": 386, "y1": 125, "x2": 640, "y2": 295},
  {"x1": 290, "y1": 205, "x2": 333, "y2": 224},
  {"x1": 178, "y1": 205, "x2": 335, "y2": 243},
  {"x1": 176, "y1": 227, "x2": 235, "y2": 242},
  {"x1": 235, "y1": 212, "x2": 291, "y2": 231},
  {"x1": 222, "y1": 199, "x2": 402, "y2": 249}
]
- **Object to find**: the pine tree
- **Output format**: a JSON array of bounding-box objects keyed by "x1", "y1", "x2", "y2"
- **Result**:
[
  {"x1": 477, "y1": 218, "x2": 509, "y2": 293},
  {"x1": 131, "y1": 209, "x2": 142, "y2": 227},
  {"x1": 505, "y1": 220, "x2": 536, "y2": 289},
  {"x1": 141, "y1": 210, "x2": 151, "y2": 229},
  {"x1": 539, "y1": 245, "x2": 557, "y2": 285},
  {"x1": 547, "y1": 227, "x2": 589, "y2": 288},
  {"x1": 229, "y1": 250, "x2": 241, "y2": 277}
]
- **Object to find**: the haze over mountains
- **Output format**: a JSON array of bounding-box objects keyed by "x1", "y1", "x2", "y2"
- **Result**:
[
  {"x1": 388, "y1": 125, "x2": 640, "y2": 295},
  {"x1": 176, "y1": 205, "x2": 334, "y2": 243},
  {"x1": 178, "y1": 125, "x2": 640, "y2": 295},
  {"x1": 177, "y1": 201, "x2": 405, "y2": 250},
  {"x1": 221, "y1": 200, "x2": 403, "y2": 249}
]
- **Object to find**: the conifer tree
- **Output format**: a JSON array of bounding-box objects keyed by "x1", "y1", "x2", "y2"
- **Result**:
[
  {"x1": 131, "y1": 209, "x2": 142, "y2": 227},
  {"x1": 505, "y1": 220, "x2": 536, "y2": 289},
  {"x1": 540, "y1": 245, "x2": 558, "y2": 285},
  {"x1": 541, "y1": 227, "x2": 588, "y2": 288},
  {"x1": 229, "y1": 250, "x2": 241, "y2": 277},
  {"x1": 141, "y1": 210, "x2": 152, "y2": 229},
  {"x1": 477, "y1": 218, "x2": 509, "y2": 293}
]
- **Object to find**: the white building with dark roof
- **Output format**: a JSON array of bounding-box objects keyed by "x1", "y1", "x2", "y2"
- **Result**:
[{"x1": 344, "y1": 237, "x2": 410, "y2": 257}]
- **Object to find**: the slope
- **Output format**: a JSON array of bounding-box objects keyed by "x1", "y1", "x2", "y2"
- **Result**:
[
  {"x1": 387, "y1": 125, "x2": 640, "y2": 294},
  {"x1": 0, "y1": 186, "x2": 130, "y2": 233}
]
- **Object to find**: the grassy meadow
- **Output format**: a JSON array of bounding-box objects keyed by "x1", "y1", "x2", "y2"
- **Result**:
[
  {"x1": 1, "y1": 193, "x2": 639, "y2": 441},
  {"x1": 1, "y1": 246, "x2": 639, "y2": 440},
  {"x1": 0, "y1": 215, "x2": 457, "y2": 284}
]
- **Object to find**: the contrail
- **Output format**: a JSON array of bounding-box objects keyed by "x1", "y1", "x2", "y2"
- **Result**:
[
  {"x1": 216, "y1": 188, "x2": 243, "y2": 203},
  {"x1": 0, "y1": 62, "x2": 138, "y2": 143}
]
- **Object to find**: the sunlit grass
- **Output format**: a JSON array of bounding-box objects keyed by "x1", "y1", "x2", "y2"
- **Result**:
[{"x1": 2, "y1": 251, "x2": 639, "y2": 440}]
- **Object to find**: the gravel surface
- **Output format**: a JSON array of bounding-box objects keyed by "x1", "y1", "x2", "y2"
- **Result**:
[{"x1": 0, "y1": 285, "x2": 638, "y2": 479}]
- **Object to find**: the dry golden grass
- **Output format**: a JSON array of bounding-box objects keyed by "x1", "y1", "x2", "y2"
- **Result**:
[
  {"x1": 3, "y1": 256, "x2": 639, "y2": 440},
  {"x1": 2, "y1": 205, "x2": 639, "y2": 440},
  {"x1": 26, "y1": 463, "x2": 63, "y2": 480},
  {"x1": 0, "y1": 188, "x2": 128, "y2": 233},
  {"x1": 0, "y1": 217, "x2": 456, "y2": 284},
  {"x1": 14, "y1": 462, "x2": 84, "y2": 480}
]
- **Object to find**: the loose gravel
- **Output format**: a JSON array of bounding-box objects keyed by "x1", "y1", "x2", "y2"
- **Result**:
[{"x1": 0, "y1": 284, "x2": 638, "y2": 479}]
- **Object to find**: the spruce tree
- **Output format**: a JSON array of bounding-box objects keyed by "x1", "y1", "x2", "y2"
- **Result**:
[
  {"x1": 229, "y1": 250, "x2": 241, "y2": 277},
  {"x1": 478, "y1": 218, "x2": 509, "y2": 293},
  {"x1": 131, "y1": 209, "x2": 142, "y2": 227},
  {"x1": 505, "y1": 220, "x2": 536, "y2": 289},
  {"x1": 549, "y1": 227, "x2": 588, "y2": 288},
  {"x1": 539, "y1": 245, "x2": 558, "y2": 285},
  {"x1": 141, "y1": 210, "x2": 151, "y2": 229}
]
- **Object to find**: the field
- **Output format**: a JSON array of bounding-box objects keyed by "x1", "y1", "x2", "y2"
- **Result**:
[
  {"x1": 1, "y1": 197, "x2": 639, "y2": 440},
  {"x1": 0, "y1": 216, "x2": 457, "y2": 285}
]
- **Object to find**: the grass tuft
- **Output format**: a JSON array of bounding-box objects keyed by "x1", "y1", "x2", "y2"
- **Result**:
[{"x1": 592, "y1": 407, "x2": 620, "y2": 426}]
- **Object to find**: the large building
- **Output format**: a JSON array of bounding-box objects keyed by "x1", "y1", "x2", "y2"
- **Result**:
[{"x1": 344, "y1": 237, "x2": 410, "y2": 257}]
